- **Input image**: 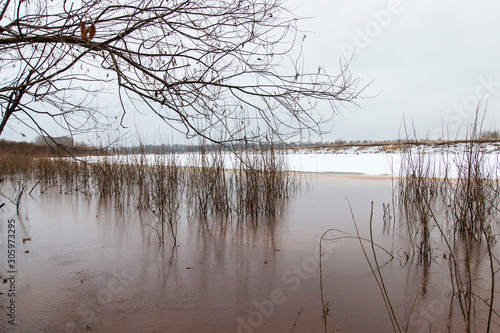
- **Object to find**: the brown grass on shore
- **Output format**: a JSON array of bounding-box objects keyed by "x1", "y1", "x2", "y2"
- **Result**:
[{"x1": 289, "y1": 138, "x2": 500, "y2": 153}]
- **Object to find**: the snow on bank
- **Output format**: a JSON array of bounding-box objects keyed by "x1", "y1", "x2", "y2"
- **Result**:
[
  {"x1": 85, "y1": 143, "x2": 500, "y2": 177},
  {"x1": 288, "y1": 143, "x2": 500, "y2": 176},
  {"x1": 83, "y1": 150, "x2": 399, "y2": 176},
  {"x1": 288, "y1": 152, "x2": 399, "y2": 175}
]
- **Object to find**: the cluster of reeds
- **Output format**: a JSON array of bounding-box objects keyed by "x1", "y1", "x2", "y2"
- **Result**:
[
  {"x1": 398, "y1": 119, "x2": 499, "y2": 243},
  {"x1": 395, "y1": 111, "x2": 500, "y2": 331},
  {"x1": 449, "y1": 133, "x2": 499, "y2": 242},
  {"x1": 184, "y1": 142, "x2": 297, "y2": 220},
  {"x1": 0, "y1": 142, "x2": 296, "y2": 242},
  {"x1": 33, "y1": 157, "x2": 92, "y2": 195},
  {"x1": 185, "y1": 145, "x2": 231, "y2": 217},
  {"x1": 397, "y1": 143, "x2": 444, "y2": 263},
  {"x1": 148, "y1": 154, "x2": 183, "y2": 244},
  {"x1": 0, "y1": 153, "x2": 37, "y2": 212},
  {"x1": 0, "y1": 153, "x2": 35, "y2": 177},
  {"x1": 234, "y1": 143, "x2": 297, "y2": 217},
  {"x1": 442, "y1": 119, "x2": 498, "y2": 332}
]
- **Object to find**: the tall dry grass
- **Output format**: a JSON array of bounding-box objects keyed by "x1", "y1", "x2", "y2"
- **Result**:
[
  {"x1": 234, "y1": 143, "x2": 297, "y2": 218},
  {"x1": 185, "y1": 145, "x2": 231, "y2": 217},
  {"x1": 149, "y1": 153, "x2": 183, "y2": 244},
  {"x1": 0, "y1": 142, "x2": 297, "y2": 242},
  {"x1": 395, "y1": 111, "x2": 500, "y2": 332}
]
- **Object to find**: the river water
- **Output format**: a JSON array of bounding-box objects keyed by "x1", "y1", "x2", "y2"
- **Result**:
[{"x1": 0, "y1": 174, "x2": 497, "y2": 332}]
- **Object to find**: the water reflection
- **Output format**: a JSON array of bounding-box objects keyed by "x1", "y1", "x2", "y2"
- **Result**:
[{"x1": 0, "y1": 175, "x2": 498, "y2": 332}]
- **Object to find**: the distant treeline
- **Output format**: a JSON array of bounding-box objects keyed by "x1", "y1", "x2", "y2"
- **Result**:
[
  {"x1": 0, "y1": 140, "x2": 273, "y2": 156},
  {"x1": 480, "y1": 130, "x2": 500, "y2": 140},
  {"x1": 0, "y1": 139, "x2": 54, "y2": 156},
  {"x1": 2, "y1": 129, "x2": 500, "y2": 157},
  {"x1": 293, "y1": 130, "x2": 500, "y2": 147},
  {"x1": 111, "y1": 142, "x2": 285, "y2": 154},
  {"x1": 0, "y1": 138, "x2": 95, "y2": 156}
]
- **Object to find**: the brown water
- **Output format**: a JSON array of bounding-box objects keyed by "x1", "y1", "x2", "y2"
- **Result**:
[{"x1": 0, "y1": 175, "x2": 498, "y2": 332}]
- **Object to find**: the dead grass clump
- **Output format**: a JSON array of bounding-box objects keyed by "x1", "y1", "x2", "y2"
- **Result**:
[
  {"x1": 0, "y1": 154, "x2": 34, "y2": 177},
  {"x1": 447, "y1": 120, "x2": 499, "y2": 241},
  {"x1": 396, "y1": 110, "x2": 500, "y2": 331},
  {"x1": 185, "y1": 145, "x2": 231, "y2": 217},
  {"x1": 0, "y1": 141, "x2": 298, "y2": 243},
  {"x1": 234, "y1": 143, "x2": 296, "y2": 218},
  {"x1": 148, "y1": 153, "x2": 183, "y2": 245}
]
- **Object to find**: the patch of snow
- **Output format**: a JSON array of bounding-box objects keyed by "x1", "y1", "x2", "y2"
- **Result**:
[{"x1": 83, "y1": 143, "x2": 500, "y2": 177}]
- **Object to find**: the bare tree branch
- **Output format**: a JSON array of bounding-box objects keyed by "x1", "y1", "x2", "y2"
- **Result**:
[{"x1": 0, "y1": 0, "x2": 363, "y2": 144}]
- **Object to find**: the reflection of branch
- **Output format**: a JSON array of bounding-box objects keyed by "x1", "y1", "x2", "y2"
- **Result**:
[
  {"x1": 144, "y1": 222, "x2": 162, "y2": 245},
  {"x1": 319, "y1": 228, "x2": 344, "y2": 333},
  {"x1": 0, "y1": 177, "x2": 27, "y2": 213},
  {"x1": 404, "y1": 274, "x2": 429, "y2": 332},
  {"x1": 0, "y1": 191, "x2": 16, "y2": 205},
  {"x1": 348, "y1": 200, "x2": 401, "y2": 332},
  {"x1": 323, "y1": 235, "x2": 394, "y2": 260},
  {"x1": 28, "y1": 178, "x2": 41, "y2": 196},
  {"x1": 319, "y1": 220, "x2": 396, "y2": 332},
  {"x1": 290, "y1": 306, "x2": 305, "y2": 333},
  {"x1": 482, "y1": 222, "x2": 496, "y2": 332}
]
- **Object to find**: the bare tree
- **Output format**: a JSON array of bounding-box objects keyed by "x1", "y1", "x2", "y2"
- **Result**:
[{"x1": 0, "y1": 0, "x2": 362, "y2": 144}]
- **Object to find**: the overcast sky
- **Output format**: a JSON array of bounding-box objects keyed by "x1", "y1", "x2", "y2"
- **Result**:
[
  {"x1": 297, "y1": 0, "x2": 500, "y2": 142},
  {"x1": 4, "y1": 0, "x2": 500, "y2": 144}
]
